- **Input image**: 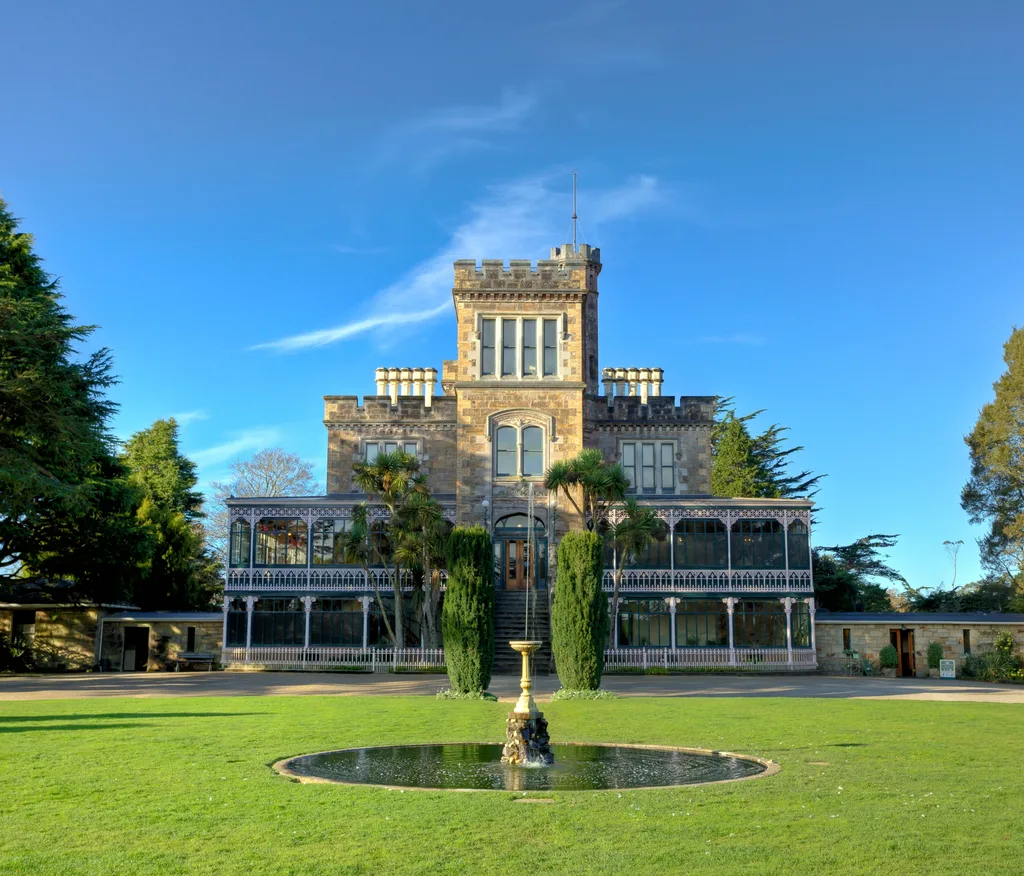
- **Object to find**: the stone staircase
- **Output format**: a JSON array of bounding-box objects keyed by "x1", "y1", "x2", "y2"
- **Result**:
[{"x1": 493, "y1": 589, "x2": 551, "y2": 675}]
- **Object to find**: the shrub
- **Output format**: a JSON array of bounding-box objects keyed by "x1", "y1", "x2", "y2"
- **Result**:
[
  {"x1": 0, "y1": 632, "x2": 35, "y2": 673},
  {"x1": 551, "y1": 530, "x2": 608, "y2": 691},
  {"x1": 440, "y1": 527, "x2": 494, "y2": 694},
  {"x1": 879, "y1": 643, "x2": 899, "y2": 669},
  {"x1": 927, "y1": 642, "x2": 944, "y2": 669},
  {"x1": 435, "y1": 688, "x2": 498, "y2": 701},
  {"x1": 550, "y1": 689, "x2": 617, "y2": 701},
  {"x1": 994, "y1": 631, "x2": 1015, "y2": 658}
]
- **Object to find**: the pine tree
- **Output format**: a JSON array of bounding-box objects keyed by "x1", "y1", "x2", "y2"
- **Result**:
[
  {"x1": 0, "y1": 196, "x2": 150, "y2": 598},
  {"x1": 551, "y1": 530, "x2": 608, "y2": 690},
  {"x1": 962, "y1": 326, "x2": 1024, "y2": 592},
  {"x1": 440, "y1": 527, "x2": 494, "y2": 692},
  {"x1": 122, "y1": 419, "x2": 203, "y2": 520}
]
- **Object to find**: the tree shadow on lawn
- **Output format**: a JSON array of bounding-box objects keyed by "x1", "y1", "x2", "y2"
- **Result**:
[{"x1": 0, "y1": 712, "x2": 267, "y2": 729}]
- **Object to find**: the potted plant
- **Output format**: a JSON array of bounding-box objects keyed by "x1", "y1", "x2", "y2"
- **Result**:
[
  {"x1": 879, "y1": 643, "x2": 899, "y2": 678},
  {"x1": 927, "y1": 642, "x2": 944, "y2": 678}
]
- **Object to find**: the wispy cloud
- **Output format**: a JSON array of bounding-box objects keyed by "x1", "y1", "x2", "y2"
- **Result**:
[
  {"x1": 331, "y1": 243, "x2": 390, "y2": 256},
  {"x1": 373, "y1": 90, "x2": 537, "y2": 173},
  {"x1": 252, "y1": 173, "x2": 668, "y2": 354},
  {"x1": 170, "y1": 410, "x2": 208, "y2": 426},
  {"x1": 191, "y1": 427, "x2": 282, "y2": 468},
  {"x1": 695, "y1": 333, "x2": 765, "y2": 345}
]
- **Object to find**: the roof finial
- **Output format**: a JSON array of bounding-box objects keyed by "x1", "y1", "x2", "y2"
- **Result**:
[{"x1": 572, "y1": 169, "x2": 578, "y2": 253}]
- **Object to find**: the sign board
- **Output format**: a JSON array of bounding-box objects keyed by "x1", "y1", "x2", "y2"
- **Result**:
[{"x1": 940, "y1": 659, "x2": 956, "y2": 679}]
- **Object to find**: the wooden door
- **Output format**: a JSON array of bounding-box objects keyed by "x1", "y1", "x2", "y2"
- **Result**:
[
  {"x1": 903, "y1": 630, "x2": 915, "y2": 677},
  {"x1": 505, "y1": 540, "x2": 527, "y2": 590},
  {"x1": 122, "y1": 627, "x2": 149, "y2": 672}
]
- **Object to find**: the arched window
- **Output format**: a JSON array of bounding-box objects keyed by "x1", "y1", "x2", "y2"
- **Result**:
[
  {"x1": 521, "y1": 426, "x2": 543, "y2": 476},
  {"x1": 787, "y1": 520, "x2": 810, "y2": 569},
  {"x1": 255, "y1": 518, "x2": 308, "y2": 565},
  {"x1": 674, "y1": 519, "x2": 728, "y2": 569},
  {"x1": 731, "y1": 520, "x2": 785, "y2": 569},
  {"x1": 493, "y1": 513, "x2": 545, "y2": 533},
  {"x1": 493, "y1": 424, "x2": 546, "y2": 478},
  {"x1": 229, "y1": 519, "x2": 251, "y2": 568}
]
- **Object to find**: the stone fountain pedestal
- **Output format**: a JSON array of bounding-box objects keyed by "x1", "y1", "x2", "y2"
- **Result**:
[{"x1": 501, "y1": 640, "x2": 554, "y2": 766}]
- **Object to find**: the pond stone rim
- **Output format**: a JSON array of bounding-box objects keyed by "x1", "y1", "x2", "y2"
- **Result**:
[{"x1": 271, "y1": 741, "x2": 781, "y2": 792}]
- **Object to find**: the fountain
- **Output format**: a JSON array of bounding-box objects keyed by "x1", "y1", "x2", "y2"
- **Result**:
[{"x1": 500, "y1": 640, "x2": 554, "y2": 766}]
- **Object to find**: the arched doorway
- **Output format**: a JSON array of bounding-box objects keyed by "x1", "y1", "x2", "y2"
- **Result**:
[{"x1": 493, "y1": 514, "x2": 547, "y2": 591}]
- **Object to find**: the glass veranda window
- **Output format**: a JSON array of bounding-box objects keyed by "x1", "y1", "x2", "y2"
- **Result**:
[
  {"x1": 787, "y1": 520, "x2": 810, "y2": 569},
  {"x1": 255, "y1": 518, "x2": 308, "y2": 565},
  {"x1": 229, "y1": 519, "x2": 251, "y2": 567}
]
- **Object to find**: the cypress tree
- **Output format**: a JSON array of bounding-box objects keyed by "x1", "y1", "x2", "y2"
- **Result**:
[
  {"x1": 440, "y1": 527, "x2": 494, "y2": 693},
  {"x1": 551, "y1": 530, "x2": 608, "y2": 690}
]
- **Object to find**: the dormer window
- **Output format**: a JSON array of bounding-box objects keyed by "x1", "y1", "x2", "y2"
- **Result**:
[{"x1": 479, "y1": 317, "x2": 560, "y2": 379}]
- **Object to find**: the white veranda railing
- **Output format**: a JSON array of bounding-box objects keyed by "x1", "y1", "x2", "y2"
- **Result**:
[
  {"x1": 601, "y1": 569, "x2": 813, "y2": 593},
  {"x1": 221, "y1": 646, "x2": 446, "y2": 672},
  {"x1": 604, "y1": 646, "x2": 817, "y2": 671}
]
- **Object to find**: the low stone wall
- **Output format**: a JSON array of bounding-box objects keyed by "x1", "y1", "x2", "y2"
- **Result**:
[
  {"x1": 816, "y1": 619, "x2": 1024, "y2": 676},
  {"x1": 0, "y1": 608, "x2": 100, "y2": 670}
]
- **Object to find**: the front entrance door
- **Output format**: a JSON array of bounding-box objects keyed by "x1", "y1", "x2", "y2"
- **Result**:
[
  {"x1": 889, "y1": 629, "x2": 916, "y2": 677},
  {"x1": 505, "y1": 540, "x2": 531, "y2": 590},
  {"x1": 122, "y1": 626, "x2": 150, "y2": 672}
]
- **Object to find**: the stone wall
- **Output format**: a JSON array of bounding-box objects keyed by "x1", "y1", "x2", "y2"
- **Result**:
[
  {"x1": 101, "y1": 620, "x2": 223, "y2": 671},
  {"x1": 816, "y1": 620, "x2": 1024, "y2": 676},
  {"x1": 0, "y1": 607, "x2": 100, "y2": 670}
]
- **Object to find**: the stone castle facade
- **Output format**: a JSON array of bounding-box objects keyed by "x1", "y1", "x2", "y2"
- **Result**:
[{"x1": 224, "y1": 243, "x2": 818, "y2": 671}]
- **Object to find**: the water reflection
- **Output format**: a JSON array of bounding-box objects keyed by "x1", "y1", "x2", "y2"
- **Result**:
[{"x1": 286, "y1": 744, "x2": 765, "y2": 791}]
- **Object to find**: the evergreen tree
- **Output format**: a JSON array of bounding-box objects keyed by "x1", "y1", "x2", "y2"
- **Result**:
[
  {"x1": 0, "y1": 197, "x2": 149, "y2": 598},
  {"x1": 711, "y1": 401, "x2": 823, "y2": 500},
  {"x1": 121, "y1": 419, "x2": 219, "y2": 609},
  {"x1": 440, "y1": 527, "x2": 494, "y2": 693},
  {"x1": 122, "y1": 419, "x2": 203, "y2": 520},
  {"x1": 962, "y1": 326, "x2": 1024, "y2": 593},
  {"x1": 812, "y1": 534, "x2": 906, "y2": 611},
  {"x1": 551, "y1": 530, "x2": 608, "y2": 690}
]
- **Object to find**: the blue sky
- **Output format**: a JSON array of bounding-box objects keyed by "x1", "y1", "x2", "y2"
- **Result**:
[{"x1": 3, "y1": 1, "x2": 1022, "y2": 591}]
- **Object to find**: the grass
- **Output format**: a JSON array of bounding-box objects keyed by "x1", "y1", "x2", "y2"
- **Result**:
[{"x1": 0, "y1": 695, "x2": 1021, "y2": 875}]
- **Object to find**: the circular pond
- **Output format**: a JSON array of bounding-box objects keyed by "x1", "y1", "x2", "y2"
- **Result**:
[{"x1": 275, "y1": 743, "x2": 774, "y2": 791}]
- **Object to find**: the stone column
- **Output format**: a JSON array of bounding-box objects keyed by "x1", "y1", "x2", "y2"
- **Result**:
[
  {"x1": 360, "y1": 596, "x2": 373, "y2": 649},
  {"x1": 724, "y1": 597, "x2": 737, "y2": 666},
  {"x1": 244, "y1": 595, "x2": 257, "y2": 661},
  {"x1": 412, "y1": 367, "x2": 424, "y2": 397},
  {"x1": 638, "y1": 368, "x2": 650, "y2": 404},
  {"x1": 387, "y1": 368, "x2": 399, "y2": 404},
  {"x1": 626, "y1": 367, "x2": 639, "y2": 396},
  {"x1": 374, "y1": 367, "x2": 387, "y2": 396},
  {"x1": 424, "y1": 368, "x2": 437, "y2": 407},
  {"x1": 651, "y1": 368, "x2": 664, "y2": 397},
  {"x1": 303, "y1": 596, "x2": 314, "y2": 650},
  {"x1": 783, "y1": 597, "x2": 793, "y2": 667},
  {"x1": 666, "y1": 597, "x2": 679, "y2": 650},
  {"x1": 399, "y1": 367, "x2": 412, "y2": 397},
  {"x1": 615, "y1": 368, "x2": 628, "y2": 396},
  {"x1": 601, "y1": 368, "x2": 615, "y2": 399}
]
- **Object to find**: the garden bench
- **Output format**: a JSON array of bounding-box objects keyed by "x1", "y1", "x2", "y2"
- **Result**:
[{"x1": 173, "y1": 652, "x2": 215, "y2": 671}]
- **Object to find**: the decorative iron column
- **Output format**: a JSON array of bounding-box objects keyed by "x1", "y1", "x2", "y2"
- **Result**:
[
  {"x1": 805, "y1": 597, "x2": 817, "y2": 660},
  {"x1": 666, "y1": 597, "x2": 679, "y2": 650},
  {"x1": 221, "y1": 593, "x2": 230, "y2": 660},
  {"x1": 724, "y1": 596, "x2": 737, "y2": 666},
  {"x1": 244, "y1": 595, "x2": 257, "y2": 661},
  {"x1": 783, "y1": 597, "x2": 793, "y2": 666},
  {"x1": 302, "y1": 596, "x2": 314, "y2": 650},
  {"x1": 360, "y1": 596, "x2": 373, "y2": 649}
]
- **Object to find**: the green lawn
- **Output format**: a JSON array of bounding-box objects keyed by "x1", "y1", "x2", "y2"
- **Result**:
[{"x1": 1, "y1": 695, "x2": 1021, "y2": 875}]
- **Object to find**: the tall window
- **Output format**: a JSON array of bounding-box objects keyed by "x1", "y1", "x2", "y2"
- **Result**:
[
  {"x1": 496, "y1": 426, "x2": 517, "y2": 476},
  {"x1": 501, "y1": 319, "x2": 516, "y2": 376},
  {"x1": 620, "y1": 441, "x2": 676, "y2": 494},
  {"x1": 481, "y1": 319, "x2": 496, "y2": 376},
  {"x1": 229, "y1": 519, "x2": 251, "y2": 567},
  {"x1": 674, "y1": 519, "x2": 728, "y2": 568},
  {"x1": 792, "y1": 601, "x2": 811, "y2": 647},
  {"x1": 963, "y1": 629, "x2": 971, "y2": 654},
  {"x1": 226, "y1": 597, "x2": 247, "y2": 646},
  {"x1": 521, "y1": 426, "x2": 543, "y2": 476},
  {"x1": 787, "y1": 520, "x2": 810, "y2": 569},
  {"x1": 251, "y1": 598, "x2": 305, "y2": 646},
  {"x1": 733, "y1": 600, "x2": 787, "y2": 647},
  {"x1": 255, "y1": 518, "x2": 308, "y2": 565},
  {"x1": 842, "y1": 628, "x2": 852, "y2": 651},
  {"x1": 731, "y1": 520, "x2": 785, "y2": 569},
  {"x1": 312, "y1": 518, "x2": 354, "y2": 565},
  {"x1": 543, "y1": 319, "x2": 558, "y2": 376},
  {"x1": 494, "y1": 424, "x2": 545, "y2": 478},
  {"x1": 522, "y1": 320, "x2": 538, "y2": 376},
  {"x1": 365, "y1": 440, "x2": 417, "y2": 463},
  {"x1": 623, "y1": 519, "x2": 671, "y2": 568},
  {"x1": 310, "y1": 599, "x2": 364, "y2": 646}
]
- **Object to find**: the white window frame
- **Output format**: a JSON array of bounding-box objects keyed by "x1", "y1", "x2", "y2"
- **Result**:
[
  {"x1": 493, "y1": 424, "x2": 547, "y2": 480},
  {"x1": 619, "y1": 439, "x2": 677, "y2": 495},
  {"x1": 477, "y1": 314, "x2": 561, "y2": 380},
  {"x1": 362, "y1": 438, "x2": 421, "y2": 463}
]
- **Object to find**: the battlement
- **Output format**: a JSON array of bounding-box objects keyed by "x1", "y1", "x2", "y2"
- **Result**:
[
  {"x1": 324, "y1": 394, "x2": 458, "y2": 424},
  {"x1": 589, "y1": 395, "x2": 715, "y2": 425},
  {"x1": 453, "y1": 243, "x2": 601, "y2": 294}
]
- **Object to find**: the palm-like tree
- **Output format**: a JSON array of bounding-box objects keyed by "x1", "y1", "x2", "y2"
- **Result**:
[
  {"x1": 351, "y1": 450, "x2": 422, "y2": 646},
  {"x1": 544, "y1": 448, "x2": 629, "y2": 531},
  {"x1": 393, "y1": 491, "x2": 449, "y2": 648},
  {"x1": 340, "y1": 504, "x2": 396, "y2": 644},
  {"x1": 607, "y1": 499, "x2": 659, "y2": 647}
]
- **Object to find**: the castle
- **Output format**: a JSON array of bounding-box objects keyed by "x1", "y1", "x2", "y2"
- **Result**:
[{"x1": 223, "y1": 243, "x2": 817, "y2": 672}]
